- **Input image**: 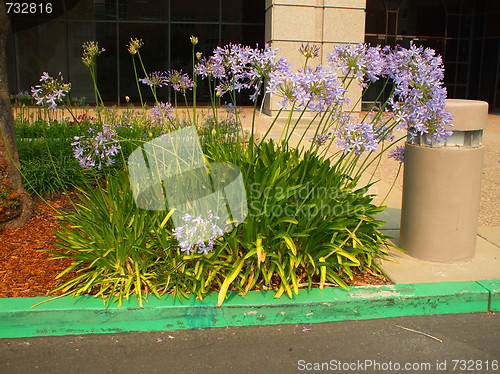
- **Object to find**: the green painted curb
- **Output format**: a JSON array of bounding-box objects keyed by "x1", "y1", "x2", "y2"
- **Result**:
[
  {"x1": 477, "y1": 280, "x2": 500, "y2": 311},
  {"x1": 0, "y1": 281, "x2": 490, "y2": 339}
]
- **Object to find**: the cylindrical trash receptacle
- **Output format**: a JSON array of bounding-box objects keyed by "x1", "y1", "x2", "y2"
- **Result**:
[{"x1": 399, "y1": 99, "x2": 488, "y2": 263}]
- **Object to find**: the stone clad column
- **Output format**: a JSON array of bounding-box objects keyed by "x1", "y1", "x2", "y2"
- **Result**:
[{"x1": 264, "y1": 0, "x2": 367, "y2": 114}]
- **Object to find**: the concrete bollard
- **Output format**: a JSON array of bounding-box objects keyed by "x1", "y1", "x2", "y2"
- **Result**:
[{"x1": 399, "y1": 99, "x2": 488, "y2": 263}]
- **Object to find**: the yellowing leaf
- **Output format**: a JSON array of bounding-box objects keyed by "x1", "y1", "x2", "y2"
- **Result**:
[
  {"x1": 319, "y1": 257, "x2": 326, "y2": 290},
  {"x1": 256, "y1": 237, "x2": 266, "y2": 265},
  {"x1": 336, "y1": 250, "x2": 361, "y2": 266},
  {"x1": 159, "y1": 209, "x2": 176, "y2": 229},
  {"x1": 217, "y1": 258, "x2": 245, "y2": 307}
]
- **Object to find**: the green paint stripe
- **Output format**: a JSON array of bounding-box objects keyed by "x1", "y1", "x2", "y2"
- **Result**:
[
  {"x1": 0, "y1": 281, "x2": 489, "y2": 339},
  {"x1": 476, "y1": 280, "x2": 500, "y2": 312}
]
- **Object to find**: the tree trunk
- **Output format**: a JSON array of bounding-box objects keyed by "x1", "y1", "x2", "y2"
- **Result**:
[{"x1": 0, "y1": 1, "x2": 33, "y2": 229}]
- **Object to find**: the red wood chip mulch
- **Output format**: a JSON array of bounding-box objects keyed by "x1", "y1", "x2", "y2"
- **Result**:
[{"x1": 0, "y1": 194, "x2": 74, "y2": 298}]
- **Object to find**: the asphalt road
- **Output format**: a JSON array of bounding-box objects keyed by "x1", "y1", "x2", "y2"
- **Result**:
[{"x1": 1, "y1": 313, "x2": 499, "y2": 374}]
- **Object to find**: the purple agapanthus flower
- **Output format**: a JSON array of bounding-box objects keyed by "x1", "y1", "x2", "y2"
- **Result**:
[
  {"x1": 382, "y1": 42, "x2": 453, "y2": 141},
  {"x1": 328, "y1": 43, "x2": 384, "y2": 86},
  {"x1": 166, "y1": 70, "x2": 194, "y2": 93},
  {"x1": 388, "y1": 146, "x2": 405, "y2": 163},
  {"x1": 335, "y1": 117, "x2": 378, "y2": 155},
  {"x1": 70, "y1": 124, "x2": 121, "y2": 170},
  {"x1": 30, "y1": 72, "x2": 71, "y2": 110},
  {"x1": 299, "y1": 43, "x2": 320, "y2": 59},
  {"x1": 325, "y1": 42, "x2": 452, "y2": 142},
  {"x1": 266, "y1": 45, "x2": 347, "y2": 112},
  {"x1": 172, "y1": 211, "x2": 224, "y2": 255},
  {"x1": 139, "y1": 71, "x2": 168, "y2": 87},
  {"x1": 311, "y1": 132, "x2": 332, "y2": 146},
  {"x1": 151, "y1": 102, "x2": 174, "y2": 124},
  {"x1": 197, "y1": 43, "x2": 281, "y2": 101}
]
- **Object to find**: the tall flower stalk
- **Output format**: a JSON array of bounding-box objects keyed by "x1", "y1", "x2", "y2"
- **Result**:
[
  {"x1": 82, "y1": 41, "x2": 105, "y2": 106},
  {"x1": 127, "y1": 38, "x2": 144, "y2": 107},
  {"x1": 190, "y1": 36, "x2": 199, "y2": 126},
  {"x1": 129, "y1": 37, "x2": 161, "y2": 106},
  {"x1": 166, "y1": 69, "x2": 194, "y2": 121}
]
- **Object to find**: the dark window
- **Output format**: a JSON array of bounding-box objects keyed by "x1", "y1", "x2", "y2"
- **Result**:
[
  {"x1": 7, "y1": 0, "x2": 265, "y2": 105},
  {"x1": 365, "y1": 0, "x2": 500, "y2": 111}
]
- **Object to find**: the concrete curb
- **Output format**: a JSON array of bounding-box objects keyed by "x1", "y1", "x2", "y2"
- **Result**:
[
  {"x1": 0, "y1": 281, "x2": 498, "y2": 339},
  {"x1": 477, "y1": 280, "x2": 500, "y2": 311}
]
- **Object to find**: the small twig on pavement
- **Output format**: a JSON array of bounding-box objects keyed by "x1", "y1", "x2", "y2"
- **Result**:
[{"x1": 395, "y1": 325, "x2": 443, "y2": 343}]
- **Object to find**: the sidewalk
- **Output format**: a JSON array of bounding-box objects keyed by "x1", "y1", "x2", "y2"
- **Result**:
[{"x1": 242, "y1": 109, "x2": 500, "y2": 284}]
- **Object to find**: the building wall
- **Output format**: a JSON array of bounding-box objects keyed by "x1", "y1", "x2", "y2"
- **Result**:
[
  {"x1": 6, "y1": 0, "x2": 500, "y2": 111},
  {"x1": 264, "y1": 0, "x2": 367, "y2": 114}
]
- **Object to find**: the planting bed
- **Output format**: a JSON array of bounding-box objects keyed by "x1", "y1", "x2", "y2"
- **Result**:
[{"x1": 0, "y1": 192, "x2": 390, "y2": 299}]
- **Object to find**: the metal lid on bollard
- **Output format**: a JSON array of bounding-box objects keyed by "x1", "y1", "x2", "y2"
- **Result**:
[{"x1": 446, "y1": 99, "x2": 488, "y2": 131}]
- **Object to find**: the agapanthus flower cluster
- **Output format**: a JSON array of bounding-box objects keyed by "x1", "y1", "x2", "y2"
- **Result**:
[
  {"x1": 382, "y1": 43, "x2": 453, "y2": 141},
  {"x1": 151, "y1": 102, "x2": 174, "y2": 124},
  {"x1": 266, "y1": 64, "x2": 346, "y2": 112},
  {"x1": 71, "y1": 125, "x2": 121, "y2": 170},
  {"x1": 328, "y1": 43, "x2": 384, "y2": 85},
  {"x1": 82, "y1": 41, "x2": 105, "y2": 67},
  {"x1": 197, "y1": 43, "x2": 281, "y2": 100},
  {"x1": 335, "y1": 117, "x2": 378, "y2": 155},
  {"x1": 139, "y1": 71, "x2": 167, "y2": 87},
  {"x1": 166, "y1": 70, "x2": 194, "y2": 93},
  {"x1": 326, "y1": 42, "x2": 452, "y2": 142},
  {"x1": 138, "y1": 70, "x2": 195, "y2": 94},
  {"x1": 30, "y1": 72, "x2": 71, "y2": 110},
  {"x1": 311, "y1": 132, "x2": 332, "y2": 146},
  {"x1": 388, "y1": 146, "x2": 405, "y2": 163},
  {"x1": 222, "y1": 102, "x2": 244, "y2": 116},
  {"x1": 171, "y1": 211, "x2": 224, "y2": 255}
]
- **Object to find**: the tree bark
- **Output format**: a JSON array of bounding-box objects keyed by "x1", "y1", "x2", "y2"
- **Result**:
[{"x1": 0, "y1": 1, "x2": 33, "y2": 229}]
